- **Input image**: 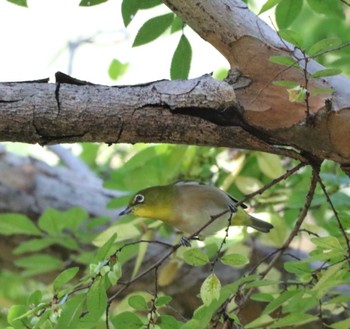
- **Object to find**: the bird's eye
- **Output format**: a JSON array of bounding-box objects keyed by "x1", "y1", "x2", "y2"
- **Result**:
[{"x1": 134, "y1": 194, "x2": 144, "y2": 204}]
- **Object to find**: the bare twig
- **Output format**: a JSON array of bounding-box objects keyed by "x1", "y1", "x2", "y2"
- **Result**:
[
  {"x1": 146, "y1": 268, "x2": 160, "y2": 328},
  {"x1": 236, "y1": 161, "x2": 306, "y2": 208},
  {"x1": 113, "y1": 239, "x2": 174, "y2": 254},
  {"x1": 300, "y1": 49, "x2": 312, "y2": 118},
  {"x1": 236, "y1": 166, "x2": 319, "y2": 313},
  {"x1": 315, "y1": 172, "x2": 350, "y2": 262},
  {"x1": 339, "y1": 0, "x2": 350, "y2": 6},
  {"x1": 210, "y1": 215, "x2": 232, "y2": 272}
]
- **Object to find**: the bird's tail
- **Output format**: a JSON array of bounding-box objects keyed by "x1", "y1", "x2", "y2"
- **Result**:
[
  {"x1": 231, "y1": 208, "x2": 273, "y2": 233},
  {"x1": 248, "y1": 215, "x2": 274, "y2": 233}
]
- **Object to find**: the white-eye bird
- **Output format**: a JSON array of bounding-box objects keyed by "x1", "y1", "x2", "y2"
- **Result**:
[{"x1": 119, "y1": 181, "x2": 273, "y2": 238}]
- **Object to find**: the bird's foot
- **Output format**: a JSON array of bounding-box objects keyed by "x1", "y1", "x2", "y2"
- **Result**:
[
  {"x1": 180, "y1": 236, "x2": 192, "y2": 247},
  {"x1": 228, "y1": 204, "x2": 237, "y2": 213}
]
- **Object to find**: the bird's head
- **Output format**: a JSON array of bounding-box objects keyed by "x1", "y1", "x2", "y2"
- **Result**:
[{"x1": 119, "y1": 185, "x2": 173, "y2": 220}]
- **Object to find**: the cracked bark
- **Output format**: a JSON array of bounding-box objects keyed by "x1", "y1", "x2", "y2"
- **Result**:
[{"x1": 1, "y1": 1, "x2": 350, "y2": 170}]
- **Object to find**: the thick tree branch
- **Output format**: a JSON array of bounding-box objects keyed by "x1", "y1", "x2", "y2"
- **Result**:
[
  {"x1": 0, "y1": 147, "x2": 122, "y2": 218},
  {"x1": 1, "y1": 0, "x2": 350, "y2": 167},
  {"x1": 161, "y1": 0, "x2": 350, "y2": 165}
]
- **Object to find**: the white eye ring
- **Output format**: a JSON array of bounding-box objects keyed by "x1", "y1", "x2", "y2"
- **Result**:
[{"x1": 134, "y1": 194, "x2": 144, "y2": 204}]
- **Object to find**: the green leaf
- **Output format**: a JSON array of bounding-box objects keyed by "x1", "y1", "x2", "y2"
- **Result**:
[
  {"x1": 111, "y1": 311, "x2": 144, "y2": 329},
  {"x1": 94, "y1": 233, "x2": 117, "y2": 262},
  {"x1": 38, "y1": 208, "x2": 87, "y2": 236},
  {"x1": 13, "y1": 238, "x2": 55, "y2": 255},
  {"x1": 14, "y1": 254, "x2": 62, "y2": 276},
  {"x1": 307, "y1": 0, "x2": 345, "y2": 19},
  {"x1": 272, "y1": 80, "x2": 299, "y2": 87},
  {"x1": 108, "y1": 59, "x2": 129, "y2": 80},
  {"x1": 311, "y1": 236, "x2": 343, "y2": 251},
  {"x1": 128, "y1": 295, "x2": 148, "y2": 310},
  {"x1": 7, "y1": 304, "x2": 28, "y2": 326},
  {"x1": 171, "y1": 34, "x2": 192, "y2": 80},
  {"x1": 79, "y1": 0, "x2": 107, "y2": 6},
  {"x1": 183, "y1": 248, "x2": 209, "y2": 266},
  {"x1": 312, "y1": 262, "x2": 345, "y2": 298},
  {"x1": 262, "y1": 289, "x2": 300, "y2": 315},
  {"x1": 133, "y1": 13, "x2": 174, "y2": 47},
  {"x1": 287, "y1": 85, "x2": 307, "y2": 103},
  {"x1": 121, "y1": 0, "x2": 162, "y2": 26},
  {"x1": 213, "y1": 67, "x2": 230, "y2": 80},
  {"x1": 56, "y1": 294, "x2": 85, "y2": 329},
  {"x1": 279, "y1": 29, "x2": 303, "y2": 48},
  {"x1": 0, "y1": 214, "x2": 41, "y2": 236},
  {"x1": 330, "y1": 318, "x2": 350, "y2": 329},
  {"x1": 105, "y1": 144, "x2": 189, "y2": 190},
  {"x1": 220, "y1": 253, "x2": 249, "y2": 267},
  {"x1": 250, "y1": 293, "x2": 274, "y2": 302},
  {"x1": 155, "y1": 295, "x2": 172, "y2": 307},
  {"x1": 259, "y1": 0, "x2": 282, "y2": 14},
  {"x1": 121, "y1": 0, "x2": 135, "y2": 27},
  {"x1": 27, "y1": 290, "x2": 42, "y2": 305},
  {"x1": 138, "y1": 0, "x2": 162, "y2": 9},
  {"x1": 310, "y1": 68, "x2": 342, "y2": 78},
  {"x1": 32, "y1": 308, "x2": 51, "y2": 328},
  {"x1": 132, "y1": 230, "x2": 152, "y2": 278},
  {"x1": 200, "y1": 273, "x2": 221, "y2": 306},
  {"x1": 308, "y1": 37, "x2": 342, "y2": 57},
  {"x1": 269, "y1": 55, "x2": 296, "y2": 67},
  {"x1": 245, "y1": 314, "x2": 273, "y2": 328},
  {"x1": 53, "y1": 267, "x2": 80, "y2": 292},
  {"x1": 60, "y1": 207, "x2": 88, "y2": 231},
  {"x1": 256, "y1": 153, "x2": 284, "y2": 179},
  {"x1": 81, "y1": 279, "x2": 107, "y2": 324},
  {"x1": 270, "y1": 313, "x2": 318, "y2": 328},
  {"x1": 158, "y1": 315, "x2": 182, "y2": 329},
  {"x1": 180, "y1": 319, "x2": 203, "y2": 329},
  {"x1": 275, "y1": 0, "x2": 303, "y2": 29},
  {"x1": 7, "y1": 0, "x2": 27, "y2": 7},
  {"x1": 310, "y1": 87, "x2": 334, "y2": 95},
  {"x1": 283, "y1": 294, "x2": 318, "y2": 313},
  {"x1": 284, "y1": 260, "x2": 312, "y2": 274},
  {"x1": 171, "y1": 16, "x2": 184, "y2": 33}
]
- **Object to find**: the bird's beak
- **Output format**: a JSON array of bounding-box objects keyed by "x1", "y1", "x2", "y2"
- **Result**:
[{"x1": 119, "y1": 206, "x2": 132, "y2": 216}]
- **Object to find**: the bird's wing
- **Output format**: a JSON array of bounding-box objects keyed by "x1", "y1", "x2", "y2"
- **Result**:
[
  {"x1": 173, "y1": 180, "x2": 203, "y2": 186},
  {"x1": 225, "y1": 192, "x2": 248, "y2": 209},
  {"x1": 173, "y1": 181, "x2": 248, "y2": 209}
]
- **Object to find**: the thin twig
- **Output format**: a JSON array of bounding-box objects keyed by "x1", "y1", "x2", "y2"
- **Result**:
[
  {"x1": 113, "y1": 239, "x2": 174, "y2": 255},
  {"x1": 301, "y1": 49, "x2": 311, "y2": 118},
  {"x1": 210, "y1": 214, "x2": 232, "y2": 272},
  {"x1": 106, "y1": 243, "x2": 181, "y2": 326},
  {"x1": 315, "y1": 172, "x2": 350, "y2": 263},
  {"x1": 146, "y1": 268, "x2": 159, "y2": 328},
  {"x1": 236, "y1": 161, "x2": 306, "y2": 208},
  {"x1": 339, "y1": 0, "x2": 350, "y2": 6},
  {"x1": 236, "y1": 166, "x2": 319, "y2": 313}
]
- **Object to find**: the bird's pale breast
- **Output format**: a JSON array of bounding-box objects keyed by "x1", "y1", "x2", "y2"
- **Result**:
[{"x1": 169, "y1": 185, "x2": 234, "y2": 235}]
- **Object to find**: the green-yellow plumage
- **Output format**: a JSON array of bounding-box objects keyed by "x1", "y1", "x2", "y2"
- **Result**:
[{"x1": 119, "y1": 181, "x2": 273, "y2": 236}]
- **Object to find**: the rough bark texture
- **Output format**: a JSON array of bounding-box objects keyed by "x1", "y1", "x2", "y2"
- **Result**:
[
  {"x1": 1, "y1": 0, "x2": 350, "y2": 169},
  {"x1": 0, "y1": 75, "x2": 288, "y2": 159}
]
